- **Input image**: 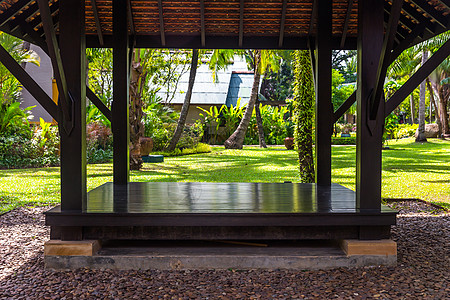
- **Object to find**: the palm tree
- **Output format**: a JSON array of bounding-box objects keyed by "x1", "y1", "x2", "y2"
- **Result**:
[
  {"x1": 224, "y1": 50, "x2": 280, "y2": 149},
  {"x1": 166, "y1": 49, "x2": 199, "y2": 151}
]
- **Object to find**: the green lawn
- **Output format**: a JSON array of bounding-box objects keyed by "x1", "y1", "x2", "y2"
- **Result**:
[{"x1": 0, "y1": 137, "x2": 449, "y2": 214}]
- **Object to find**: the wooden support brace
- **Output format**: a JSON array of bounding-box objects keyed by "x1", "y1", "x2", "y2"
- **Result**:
[
  {"x1": 0, "y1": 43, "x2": 59, "y2": 121},
  {"x1": 37, "y1": 0, "x2": 73, "y2": 134},
  {"x1": 86, "y1": 88, "x2": 112, "y2": 122},
  {"x1": 91, "y1": 0, "x2": 104, "y2": 46},
  {"x1": 385, "y1": 37, "x2": 450, "y2": 117},
  {"x1": 333, "y1": 91, "x2": 356, "y2": 123}
]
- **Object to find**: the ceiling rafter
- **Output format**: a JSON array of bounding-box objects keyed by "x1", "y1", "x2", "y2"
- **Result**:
[
  {"x1": 90, "y1": 0, "x2": 104, "y2": 46},
  {"x1": 239, "y1": 0, "x2": 244, "y2": 47},
  {"x1": 0, "y1": 0, "x2": 33, "y2": 27},
  {"x1": 401, "y1": 1, "x2": 443, "y2": 33},
  {"x1": 410, "y1": 0, "x2": 448, "y2": 28},
  {"x1": 278, "y1": 0, "x2": 287, "y2": 48},
  {"x1": 340, "y1": 0, "x2": 354, "y2": 48},
  {"x1": 127, "y1": 0, "x2": 135, "y2": 36},
  {"x1": 157, "y1": 0, "x2": 165, "y2": 46},
  {"x1": 200, "y1": 0, "x2": 205, "y2": 47}
]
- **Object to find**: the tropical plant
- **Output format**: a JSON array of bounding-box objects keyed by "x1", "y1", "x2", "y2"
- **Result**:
[
  {"x1": 0, "y1": 102, "x2": 33, "y2": 137},
  {"x1": 292, "y1": 50, "x2": 315, "y2": 183},
  {"x1": 198, "y1": 105, "x2": 224, "y2": 144}
]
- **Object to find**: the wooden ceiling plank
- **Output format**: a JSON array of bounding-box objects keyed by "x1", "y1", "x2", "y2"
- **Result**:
[
  {"x1": 0, "y1": 0, "x2": 33, "y2": 27},
  {"x1": 8, "y1": 1, "x2": 40, "y2": 32},
  {"x1": 390, "y1": 23, "x2": 426, "y2": 63},
  {"x1": 401, "y1": 1, "x2": 444, "y2": 33},
  {"x1": 278, "y1": 0, "x2": 287, "y2": 48},
  {"x1": 340, "y1": 0, "x2": 354, "y2": 48},
  {"x1": 157, "y1": 0, "x2": 166, "y2": 46},
  {"x1": 239, "y1": 0, "x2": 244, "y2": 47},
  {"x1": 91, "y1": 0, "x2": 104, "y2": 46},
  {"x1": 439, "y1": 0, "x2": 450, "y2": 10},
  {"x1": 410, "y1": 0, "x2": 448, "y2": 28},
  {"x1": 27, "y1": 2, "x2": 59, "y2": 30},
  {"x1": 200, "y1": 0, "x2": 205, "y2": 47}
]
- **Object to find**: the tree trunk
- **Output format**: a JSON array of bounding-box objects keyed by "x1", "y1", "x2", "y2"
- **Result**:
[
  {"x1": 293, "y1": 50, "x2": 315, "y2": 183},
  {"x1": 129, "y1": 50, "x2": 145, "y2": 170},
  {"x1": 438, "y1": 86, "x2": 449, "y2": 134},
  {"x1": 254, "y1": 100, "x2": 267, "y2": 148},
  {"x1": 426, "y1": 77, "x2": 443, "y2": 138},
  {"x1": 224, "y1": 50, "x2": 262, "y2": 149},
  {"x1": 416, "y1": 50, "x2": 427, "y2": 143},
  {"x1": 409, "y1": 94, "x2": 415, "y2": 124},
  {"x1": 166, "y1": 49, "x2": 199, "y2": 151}
]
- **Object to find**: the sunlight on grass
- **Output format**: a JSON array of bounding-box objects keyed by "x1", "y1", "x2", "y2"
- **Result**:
[{"x1": 0, "y1": 138, "x2": 449, "y2": 213}]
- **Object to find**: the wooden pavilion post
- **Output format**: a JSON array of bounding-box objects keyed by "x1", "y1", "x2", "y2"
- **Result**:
[
  {"x1": 59, "y1": 0, "x2": 87, "y2": 213},
  {"x1": 112, "y1": 0, "x2": 130, "y2": 185},
  {"x1": 356, "y1": 0, "x2": 384, "y2": 216},
  {"x1": 314, "y1": 0, "x2": 333, "y2": 185}
]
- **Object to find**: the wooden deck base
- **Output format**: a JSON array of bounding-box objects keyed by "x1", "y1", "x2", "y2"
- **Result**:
[{"x1": 44, "y1": 240, "x2": 101, "y2": 256}]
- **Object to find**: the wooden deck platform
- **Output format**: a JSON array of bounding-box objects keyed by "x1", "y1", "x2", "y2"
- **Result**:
[{"x1": 46, "y1": 182, "x2": 397, "y2": 241}]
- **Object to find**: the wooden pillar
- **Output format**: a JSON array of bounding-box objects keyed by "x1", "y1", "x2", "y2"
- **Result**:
[
  {"x1": 112, "y1": 0, "x2": 130, "y2": 185},
  {"x1": 314, "y1": 0, "x2": 333, "y2": 185},
  {"x1": 59, "y1": 0, "x2": 86, "y2": 211},
  {"x1": 356, "y1": 0, "x2": 384, "y2": 212}
]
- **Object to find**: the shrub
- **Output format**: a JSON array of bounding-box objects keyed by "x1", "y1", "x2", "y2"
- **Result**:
[
  {"x1": 86, "y1": 122, "x2": 113, "y2": 163},
  {"x1": 332, "y1": 136, "x2": 356, "y2": 145},
  {"x1": 152, "y1": 143, "x2": 211, "y2": 157},
  {"x1": 394, "y1": 123, "x2": 418, "y2": 139}
]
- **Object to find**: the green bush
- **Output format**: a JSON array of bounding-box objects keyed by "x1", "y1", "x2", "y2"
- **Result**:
[
  {"x1": 332, "y1": 136, "x2": 356, "y2": 145},
  {"x1": 152, "y1": 142, "x2": 211, "y2": 157},
  {"x1": 86, "y1": 122, "x2": 113, "y2": 164},
  {"x1": 394, "y1": 123, "x2": 418, "y2": 139}
]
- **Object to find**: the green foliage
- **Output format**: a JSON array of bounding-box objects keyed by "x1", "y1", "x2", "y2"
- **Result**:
[
  {"x1": 383, "y1": 113, "x2": 399, "y2": 145},
  {"x1": 292, "y1": 50, "x2": 315, "y2": 183},
  {"x1": 198, "y1": 105, "x2": 224, "y2": 144},
  {"x1": 332, "y1": 136, "x2": 356, "y2": 145},
  {"x1": 331, "y1": 69, "x2": 355, "y2": 115},
  {"x1": 0, "y1": 102, "x2": 33, "y2": 137},
  {"x1": 0, "y1": 123, "x2": 60, "y2": 169},
  {"x1": 221, "y1": 99, "x2": 245, "y2": 137},
  {"x1": 86, "y1": 122, "x2": 113, "y2": 163},
  {"x1": 175, "y1": 122, "x2": 204, "y2": 150},
  {"x1": 260, "y1": 55, "x2": 294, "y2": 102},
  {"x1": 142, "y1": 103, "x2": 179, "y2": 151},
  {"x1": 243, "y1": 104, "x2": 289, "y2": 145},
  {"x1": 152, "y1": 143, "x2": 211, "y2": 157},
  {"x1": 393, "y1": 123, "x2": 419, "y2": 139}
]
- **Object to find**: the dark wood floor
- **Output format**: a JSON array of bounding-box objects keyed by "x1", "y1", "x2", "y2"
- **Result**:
[
  {"x1": 46, "y1": 182, "x2": 396, "y2": 240},
  {"x1": 79, "y1": 182, "x2": 393, "y2": 214}
]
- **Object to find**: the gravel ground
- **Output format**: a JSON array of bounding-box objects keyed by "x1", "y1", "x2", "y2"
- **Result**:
[{"x1": 0, "y1": 202, "x2": 449, "y2": 299}]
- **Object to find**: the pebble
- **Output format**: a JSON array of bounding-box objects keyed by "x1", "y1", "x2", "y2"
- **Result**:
[{"x1": 0, "y1": 202, "x2": 449, "y2": 299}]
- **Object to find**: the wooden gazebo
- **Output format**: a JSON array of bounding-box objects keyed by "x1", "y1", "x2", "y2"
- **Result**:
[{"x1": 0, "y1": 0, "x2": 449, "y2": 265}]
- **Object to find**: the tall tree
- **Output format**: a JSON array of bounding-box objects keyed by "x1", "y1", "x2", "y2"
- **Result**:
[
  {"x1": 416, "y1": 50, "x2": 428, "y2": 142},
  {"x1": 166, "y1": 49, "x2": 199, "y2": 151},
  {"x1": 224, "y1": 50, "x2": 280, "y2": 149},
  {"x1": 292, "y1": 50, "x2": 315, "y2": 183}
]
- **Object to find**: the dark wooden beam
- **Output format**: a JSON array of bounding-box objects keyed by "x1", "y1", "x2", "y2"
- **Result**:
[
  {"x1": 315, "y1": 0, "x2": 333, "y2": 185},
  {"x1": 86, "y1": 34, "x2": 358, "y2": 50},
  {"x1": 239, "y1": 0, "x2": 244, "y2": 47},
  {"x1": 390, "y1": 24, "x2": 426, "y2": 63},
  {"x1": 0, "y1": 0, "x2": 33, "y2": 27},
  {"x1": 37, "y1": 0, "x2": 72, "y2": 133},
  {"x1": 58, "y1": 0, "x2": 87, "y2": 213},
  {"x1": 127, "y1": 0, "x2": 135, "y2": 36},
  {"x1": 385, "y1": 37, "x2": 450, "y2": 116},
  {"x1": 278, "y1": 0, "x2": 287, "y2": 48},
  {"x1": 333, "y1": 91, "x2": 356, "y2": 123},
  {"x1": 112, "y1": 0, "x2": 130, "y2": 185},
  {"x1": 340, "y1": 0, "x2": 354, "y2": 49},
  {"x1": 200, "y1": 0, "x2": 205, "y2": 47},
  {"x1": 27, "y1": 3, "x2": 59, "y2": 30},
  {"x1": 356, "y1": 0, "x2": 384, "y2": 212},
  {"x1": 410, "y1": 0, "x2": 449, "y2": 28},
  {"x1": 0, "y1": 43, "x2": 58, "y2": 121},
  {"x1": 369, "y1": 0, "x2": 403, "y2": 128},
  {"x1": 90, "y1": 0, "x2": 104, "y2": 46},
  {"x1": 157, "y1": 0, "x2": 165, "y2": 46},
  {"x1": 308, "y1": 0, "x2": 318, "y2": 36},
  {"x1": 86, "y1": 88, "x2": 112, "y2": 122}
]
